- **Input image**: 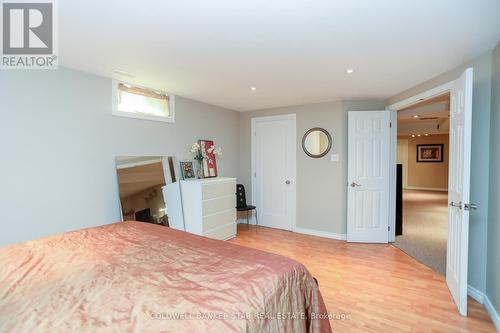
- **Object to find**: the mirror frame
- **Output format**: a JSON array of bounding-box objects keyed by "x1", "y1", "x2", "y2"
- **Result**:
[{"x1": 301, "y1": 127, "x2": 332, "y2": 158}]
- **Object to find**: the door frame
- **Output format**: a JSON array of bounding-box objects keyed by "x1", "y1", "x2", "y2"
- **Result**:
[
  {"x1": 250, "y1": 113, "x2": 297, "y2": 230},
  {"x1": 386, "y1": 80, "x2": 455, "y2": 242}
]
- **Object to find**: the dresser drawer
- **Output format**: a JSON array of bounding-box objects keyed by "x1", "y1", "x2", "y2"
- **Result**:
[
  {"x1": 202, "y1": 209, "x2": 236, "y2": 232},
  {"x1": 202, "y1": 181, "x2": 235, "y2": 200},
  {"x1": 202, "y1": 195, "x2": 235, "y2": 216},
  {"x1": 203, "y1": 223, "x2": 236, "y2": 240}
]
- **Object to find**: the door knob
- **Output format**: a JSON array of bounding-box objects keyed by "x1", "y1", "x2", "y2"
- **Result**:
[
  {"x1": 285, "y1": 180, "x2": 291, "y2": 185},
  {"x1": 464, "y1": 203, "x2": 477, "y2": 211},
  {"x1": 350, "y1": 182, "x2": 361, "y2": 187}
]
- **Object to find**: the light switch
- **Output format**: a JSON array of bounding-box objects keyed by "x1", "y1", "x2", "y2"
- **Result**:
[{"x1": 331, "y1": 154, "x2": 339, "y2": 162}]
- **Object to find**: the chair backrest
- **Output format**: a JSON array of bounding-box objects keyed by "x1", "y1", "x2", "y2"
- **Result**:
[{"x1": 236, "y1": 184, "x2": 248, "y2": 208}]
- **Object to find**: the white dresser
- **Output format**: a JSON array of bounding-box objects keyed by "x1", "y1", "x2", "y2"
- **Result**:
[{"x1": 164, "y1": 177, "x2": 237, "y2": 240}]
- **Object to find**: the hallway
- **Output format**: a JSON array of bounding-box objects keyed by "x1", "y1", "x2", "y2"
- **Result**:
[{"x1": 393, "y1": 190, "x2": 448, "y2": 275}]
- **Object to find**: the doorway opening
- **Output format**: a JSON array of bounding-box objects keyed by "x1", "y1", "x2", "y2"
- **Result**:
[
  {"x1": 382, "y1": 68, "x2": 472, "y2": 315},
  {"x1": 394, "y1": 93, "x2": 450, "y2": 275}
]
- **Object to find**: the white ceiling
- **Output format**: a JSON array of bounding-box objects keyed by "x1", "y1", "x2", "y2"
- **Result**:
[{"x1": 59, "y1": 0, "x2": 500, "y2": 111}]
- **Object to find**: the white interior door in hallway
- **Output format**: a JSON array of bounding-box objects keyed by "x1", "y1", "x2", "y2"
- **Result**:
[
  {"x1": 251, "y1": 114, "x2": 296, "y2": 231},
  {"x1": 347, "y1": 111, "x2": 392, "y2": 243}
]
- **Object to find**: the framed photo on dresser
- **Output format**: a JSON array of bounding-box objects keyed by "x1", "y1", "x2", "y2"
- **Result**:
[{"x1": 180, "y1": 161, "x2": 195, "y2": 179}]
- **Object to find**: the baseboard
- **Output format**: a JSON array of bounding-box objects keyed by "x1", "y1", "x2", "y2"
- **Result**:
[
  {"x1": 468, "y1": 285, "x2": 484, "y2": 304},
  {"x1": 405, "y1": 186, "x2": 448, "y2": 192},
  {"x1": 293, "y1": 227, "x2": 346, "y2": 241},
  {"x1": 484, "y1": 295, "x2": 500, "y2": 332},
  {"x1": 467, "y1": 284, "x2": 500, "y2": 331},
  {"x1": 237, "y1": 221, "x2": 347, "y2": 241}
]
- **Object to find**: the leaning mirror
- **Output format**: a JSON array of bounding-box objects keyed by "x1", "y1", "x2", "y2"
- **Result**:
[
  {"x1": 115, "y1": 156, "x2": 171, "y2": 226},
  {"x1": 302, "y1": 128, "x2": 332, "y2": 158}
]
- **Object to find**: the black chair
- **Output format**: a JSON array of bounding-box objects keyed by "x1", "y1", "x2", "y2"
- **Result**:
[{"x1": 236, "y1": 184, "x2": 258, "y2": 225}]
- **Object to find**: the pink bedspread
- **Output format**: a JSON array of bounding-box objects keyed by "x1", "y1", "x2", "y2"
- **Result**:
[{"x1": 0, "y1": 222, "x2": 331, "y2": 333}]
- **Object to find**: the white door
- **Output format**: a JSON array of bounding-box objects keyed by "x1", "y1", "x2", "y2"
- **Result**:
[
  {"x1": 347, "y1": 111, "x2": 391, "y2": 243},
  {"x1": 447, "y1": 68, "x2": 473, "y2": 316},
  {"x1": 252, "y1": 114, "x2": 296, "y2": 230}
]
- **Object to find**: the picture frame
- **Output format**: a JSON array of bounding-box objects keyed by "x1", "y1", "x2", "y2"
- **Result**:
[
  {"x1": 199, "y1": 139, "x2": 218, "y2": 178},
  {"x1": 179, "y1": 161, "x2": 195, "y2": 179},
  {"x1": 416, "y1": 144, "x2": 444, "y2": 163}
]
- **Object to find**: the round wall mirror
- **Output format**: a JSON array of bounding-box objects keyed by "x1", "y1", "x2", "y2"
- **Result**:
[{"x1": 302, "y1": 128, "x2": 332, "y2": 158}]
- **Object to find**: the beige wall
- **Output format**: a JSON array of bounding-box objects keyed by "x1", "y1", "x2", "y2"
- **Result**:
[
  {"x1": 239, "y1": 100, "x2": 385, "y2": 235},
  {"x1": 396, "y1": 138, "x2": 409, "y2": 188},
  {"x1": 401, "y1": 134, "x2": 449, "y2": 190},
  {"x1": 387, "y1": 52, "x2": 492, "y2": 294}
]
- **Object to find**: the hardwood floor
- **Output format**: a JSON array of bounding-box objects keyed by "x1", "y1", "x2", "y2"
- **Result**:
[{"x1": 230, "y1": 225, "x2": 496, "y2": 333}]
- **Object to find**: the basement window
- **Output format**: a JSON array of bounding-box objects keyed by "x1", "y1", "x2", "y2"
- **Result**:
[{"x1": 112, "y1": 81, "x2": 175, "y2": 123}]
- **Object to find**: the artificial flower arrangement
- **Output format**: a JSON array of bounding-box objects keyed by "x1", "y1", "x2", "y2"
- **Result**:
[{"x1": 190, "y1": 142, "x2": 204, "y2": 162}]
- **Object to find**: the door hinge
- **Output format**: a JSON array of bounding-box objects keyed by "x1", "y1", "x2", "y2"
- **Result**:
[
  {"x1": 388, "y1": 226, "x2": 391, "y2": 231},
  {"x1": 390, "y1": 122, "x2": 392, "y2": 128},
  {"x1": 254, "y1": 172, "x2": 256, "y2": 177}
]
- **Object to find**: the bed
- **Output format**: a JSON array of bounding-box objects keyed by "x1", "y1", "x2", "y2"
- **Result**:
[{"x1": 0, "y1": 222, "x2": 332, "y2": 332}]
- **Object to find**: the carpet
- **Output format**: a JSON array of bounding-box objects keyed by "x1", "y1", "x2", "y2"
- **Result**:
[{"x1": 393, "y1": 190, "x2": 448, "y2": 275}]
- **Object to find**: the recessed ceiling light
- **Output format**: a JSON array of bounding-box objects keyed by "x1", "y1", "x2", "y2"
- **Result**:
[
  {"x1": 412, "y1": 115, "x2": 420, "y2": 118},
  {"x1": 346, "y1": 68, "x2": 354, "y2": 74},
  {"x1": 425, "y1": 133, "x2": 429, "y2": 136},
  {"x1": 250, "y1": 86, "x2": 257, "y2": 91},
  {"x1": 411, "y1": 134, "x2": 416, "y2": 138},
  {"x1": 417, "y1": 134, "x2": 421, "y2": 137}
]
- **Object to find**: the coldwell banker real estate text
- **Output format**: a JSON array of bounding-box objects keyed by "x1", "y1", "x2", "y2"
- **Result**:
[{"x1": 1, "y1": 0, "x2": 57, "y2": 69}]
